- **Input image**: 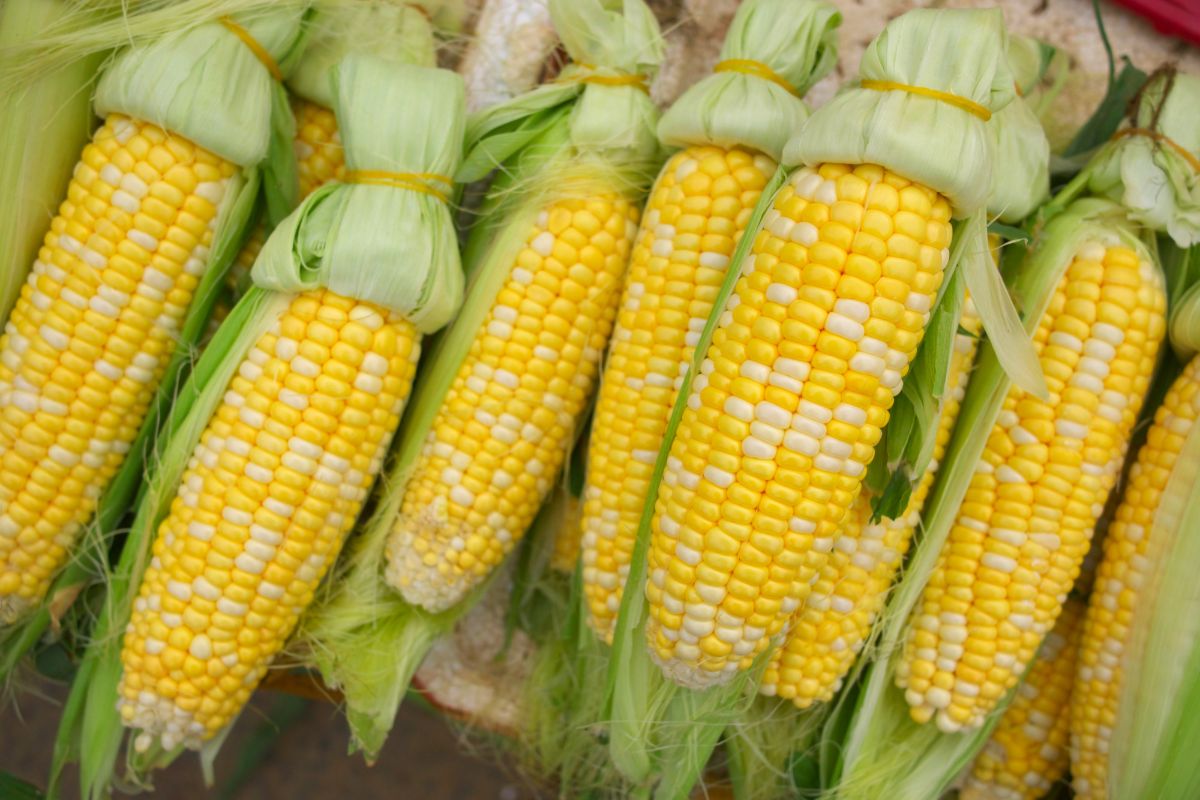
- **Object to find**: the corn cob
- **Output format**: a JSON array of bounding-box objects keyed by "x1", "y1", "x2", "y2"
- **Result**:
[
  {"x1": 1069, "y1": 355, "x2": 1200, "y2": 799},
  {"x1": 111, "y1": 55, "x2": 464, "y2": 752},
  {"x1": 0, "y1": 12, "x2": 304, "y2": 626},
  {"x1": 760, "y1": 302, "x2": 981, "y2": 706},
  {"x1": 580, "y1": 0, "x2": 842, "y2": 640},
  {"x1": 387, "y1": 195, "x2": 639, "y2": 611},
  {"x1": 961, "y1": 597, "x2": 1083, "y2": 800},
  {"x1": 458, "y1": 0, "x2": 555, "y2": 113},
  {"x1": 897, "y1": 240, "x2": 1166, "y2": 732},
  {"x1": 384, "y1": 0, "x2": 663, "y2": 614},
  {"x1": 0, "y1": 117, "x2": 236, "y2": 624},
  {"x1": 581, "y1": 146, "x2": 775, "y2": 636},
  {"x1": 646, "y1": 162, "x2": 953, "y2": 686},
  {"x1": 641, "y1": 8, "x2": 1026, "y2": 689},
  {"x1": 118, "y1": 290, "x2": 419, "y2": 746}
]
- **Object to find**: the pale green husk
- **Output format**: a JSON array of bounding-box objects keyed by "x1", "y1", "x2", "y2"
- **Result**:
[
  {"x1": 656, "y1": 0, "x2": 840, "y2": 161},
  {"x1": 821, "y1": 198, "x2": 1153, "y2": 799},
  {"x1": 1108, "y1": 384, "x2": 1200, "y2": 799},
  {"x1": 94, "y1": 9, "x2": 306, "y2": 167},
  {"x1": 0, "y1": 0, "x2": 104, "y2": 327},
  {"x1": 986, "y1": 38, "x2": 1050, "y2": 223},
  {"x1": 287, "y1": 0, "x2": 436, "y2": 107},
  {"x1": 292, "y1": 0, "x2": 663, "y2": 761},
  {"x1": 253, "y1": 58, "x2": 465, "y2": 332},
  {"x1": 786, "y1": 7, "x2": 1015, "y2": 216},
  {"x1": 51, "y1": 54, "x2": 466, "y2": 798},
  {"x1": 1086, "y1": 71, "x2": 1200, "y2": 247}
]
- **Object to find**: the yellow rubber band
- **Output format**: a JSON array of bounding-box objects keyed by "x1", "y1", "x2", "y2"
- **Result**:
[
  {"x1": 558, "y1": 62, "x2": 650, "y2": 93},
  {"x1": 713, "y1": 59, "x2": 797, "y2": 96},
  {"x1": 861, "y1": 79, "x2": 991, "y2": 122},
  {"x1": 344, "y1": 169, "x2": 452, "y2": 202},
  {"x1": 1113, "y1": 127, "x2": 1200, "y2": 174},
  {"x1": 220, "y1": 17, "x2": 283, "y2": 82}
]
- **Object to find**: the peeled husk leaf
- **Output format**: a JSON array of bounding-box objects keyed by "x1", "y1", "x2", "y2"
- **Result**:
[
  {"x1": 786, "y1": 7, "x2": 1015, "y2": 217},
  {"x1": 821, "y1": 198, "x2": 1153, "y2": 800},
  {"x1": 657, "y1": 0, "x2": 840, "y2": 161},
  {"x1": 1085, "y1": 71, "x2": 1200, "y2": 248}
]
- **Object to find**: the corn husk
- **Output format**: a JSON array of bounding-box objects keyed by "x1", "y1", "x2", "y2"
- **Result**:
[
  {"x1": 0, "y1": 0, "x2": 103, "y2": 327},
  {"x1": 287, "y1": 0, "x2": 436, "y2": 108},
  {"x1": 787, "y1": 8, "x2": 1013, "y2": 217},
  {"x1": 253, "y1": 60, "x2": 464, "y2": 330},
  {"x1": 1081, "y1": 71, "x2": 1200, "y2": 248},
  {"x1": 985, "y1": 38, "x2": 1051, "y2": 224},
  {"x1": 819, "y1": 198, "x2": 1154, "y2": 800},
  {"x1": 50, "y1": 54, "x2": 464, "y2": 800},
  {"x1": 656, "y1": 0, "x2": 840, "y2": 161}
]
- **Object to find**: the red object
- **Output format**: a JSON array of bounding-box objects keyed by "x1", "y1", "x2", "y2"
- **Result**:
[{"x1": 1112, "y1": 0, "x2": 1200, "y2": 46}]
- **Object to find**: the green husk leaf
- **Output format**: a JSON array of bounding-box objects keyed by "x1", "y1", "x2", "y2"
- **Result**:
[
  {"x1": 822, "y1": 197, "x2": 1151, "y2": 799},
  {"x1": 1085, "y1": 70, "x2": 1200, "y2": 248},
  {"x1": 0, "y1": 772, "x2": 44, "y2": 800},
  {"x1": 287, "y1": 1, "x2": 437, "y2": 106},
  {"x1": 1058, "y1": 58, "x2": 1146, "y2": 163},
  {"x1": 726, "y1": 699, "x2": 821, "y2": 800},
  {"x1": 986, "y1": 51, "x2": 1049, "y2": 223},
  {"x1": 252, "y1": 59, "x2": 465, "y2": 331},
  {"x1": 605, "y1": 165, "x2": 786, "y2": 791},
  {"x1": 0, "y1": 0, "x2": 105, "y2": 326},
  {"x1": 1109, "y1": 385, "x2": 1200, "y2": 799},
  {"x1": 785, "y1": 8, "x2": 1015, "y2": 216},
  {"x1": 94, "y1": 9, "x2": 306, "y2": 168},
  {"x1": 657, "y1": 0, "x2": 840, "y2": 161}
]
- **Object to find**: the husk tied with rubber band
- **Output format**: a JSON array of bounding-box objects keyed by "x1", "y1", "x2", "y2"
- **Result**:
[
  {"x1": 291, "y1": 0, "x2": 662, "y2": 763},
  {"x1": 819, "y1": 72, "x2": 1198, "y2": 800},
  {"x1": 656, "y1": 0, "x2": 841, "y2": 162},
  {"x1": 0, "y1": 3, "x2": 306, "y2": 691},
  {"x1": 577, "y1": 2, "x2": 844, "y2": 796},
  {"x1": 48, "y1": 45, "x2": 463, "y2": 799}
]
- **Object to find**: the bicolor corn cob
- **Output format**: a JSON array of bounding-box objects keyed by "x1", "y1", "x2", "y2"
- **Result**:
[
  {"x1": 1070, "y1": 355, "x2": 1200, "y2": 799},
  {"x1": 897, "y1": 241, "x2": 1166, "y2": 732},
  {"x1": 760, "y1": 302, "x2": 980, "y2": 706},
  {"x1": 118, "y1": 289, "x2": 419, "y2": 748},
  {"x1": 549, "y1": 491, "x2": 584, "y2": 574},
  {"x1": 0, "y1": 115, "x2": 235, "y2": 622},
  {"x1": 647, "y1": 163, "x2": 953, "y2": 687},
  {"x1": 961, "y1": 597, "x2": 1083, "y2": 800},
  {"x1": 581, "y1": 146, "x2": 776, "y2": 639},
  {"x1": 387, "y1": 195, "x2": 639, "y2": 612}
]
